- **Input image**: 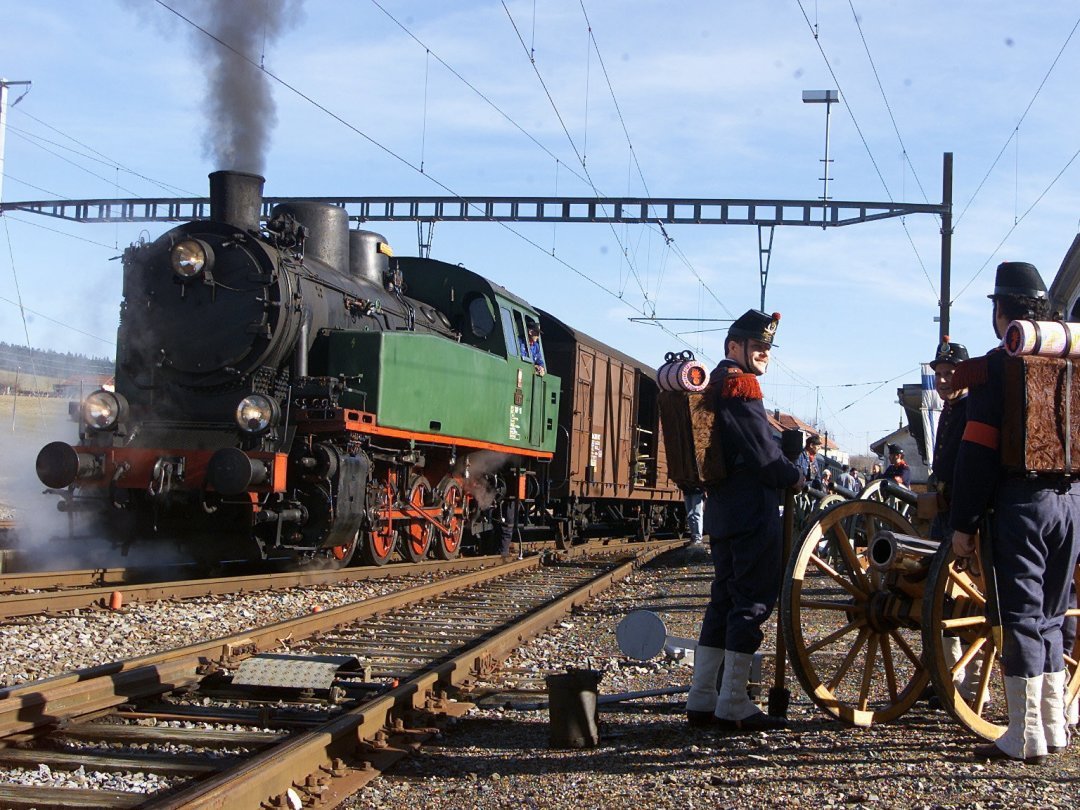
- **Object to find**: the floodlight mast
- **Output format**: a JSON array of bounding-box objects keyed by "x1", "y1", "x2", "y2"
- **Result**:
[{"x1": 802, "y1": 90, "x2": 838, "y2": 230}]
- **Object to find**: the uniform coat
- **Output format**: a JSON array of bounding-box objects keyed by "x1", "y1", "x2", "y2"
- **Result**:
[
  {"x1": 950, "y1": 349, "x2": 1080, "y2": 677},
  {"x1": 699, "y1": 360, "x2": 801, "y2": 654}
]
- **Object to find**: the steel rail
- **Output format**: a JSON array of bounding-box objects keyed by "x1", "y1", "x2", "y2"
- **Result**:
[
  {"x1": 0, "y1": 540, "x2": 673, "y2": 738},
  {"x1": 147, "y1": 543, "x2": 673, "y2": 809},
  {"x1": 0, "y1": 555, "x2": 503, "y2": 619},
  {"x1": 0, "y1": 537, "x2": 652, "y2": 619}
]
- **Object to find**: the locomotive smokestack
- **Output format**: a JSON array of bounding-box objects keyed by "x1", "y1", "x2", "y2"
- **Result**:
[{"x1": 209, "y1": 170, "x2": 265, "y2": 232}]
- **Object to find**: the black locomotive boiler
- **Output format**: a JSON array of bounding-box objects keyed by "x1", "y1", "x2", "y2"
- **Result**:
[{"x1": 35, "y1": 171, "x2": 684, "y2": 567}]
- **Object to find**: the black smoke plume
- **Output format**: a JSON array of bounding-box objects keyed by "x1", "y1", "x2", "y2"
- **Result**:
[{"x1": 135, "y1": 0, "x2": 305, "y2": 174}]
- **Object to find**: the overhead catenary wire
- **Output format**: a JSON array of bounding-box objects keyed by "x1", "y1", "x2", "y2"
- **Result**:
[
  {"x1": 500, "y1": 0, "x2": 651, "y2": 307},
  {"x1": 952, "y1": 144, "x2": 1080, "y2": 301},
  {"x1": 795, "y1": 0, "x2": 938, "y2": 299},
  {"x1": 153, "y1": 0, "x2": 702, "y2": 357},
  {"x1": 954, "y1": 12, "x2": 1080, "y2": 230},
  {"x1": 9, "y1": 110, "x2": 198, "y2": 197}
]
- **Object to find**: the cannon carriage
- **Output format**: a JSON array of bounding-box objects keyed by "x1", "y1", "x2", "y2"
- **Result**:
[{"x1": 781, "y1": 490, "x2": 1080, "y2": 739}]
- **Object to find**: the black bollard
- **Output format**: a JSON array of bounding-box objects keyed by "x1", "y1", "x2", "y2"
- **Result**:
[{"x1": 546, "y1": 668, "x2": 602, "y2": 748}]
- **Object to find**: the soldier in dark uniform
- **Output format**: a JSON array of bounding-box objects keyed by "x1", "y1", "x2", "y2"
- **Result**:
[
  {"x1": 928, "y1": 339, "x2": 973, "y2": 696},
  {"x1": 684, "y1": 309, "x2": 804, "y2": 731},
  {"x1": 950, "y1": 261, "x2": 1080, "y2": 762},
  {"x1": 882, "y1": 443, "x2": 912, "y2": 487},
  {"x1": 928, "y1": 338, "x2": 970, "y2": 541}
]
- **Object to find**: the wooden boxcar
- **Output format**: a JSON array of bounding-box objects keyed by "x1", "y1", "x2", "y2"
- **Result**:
[{"x1": 537, "y1": 310, "x2": 683, "y2": 542}]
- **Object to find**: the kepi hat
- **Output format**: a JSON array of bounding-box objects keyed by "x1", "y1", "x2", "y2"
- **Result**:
[
  {"x1": 930, "y1": 337, "x2": 970, "y2": 369},
  {"x1": 729, "y1": 309, "x2": 781, "y2": 347},
  {"x1": 887, "y1": 443, "x2": 904, "y2": 455},
  {"x1": 989, "y1": 261, "x2": 1046, "y2": 300}
]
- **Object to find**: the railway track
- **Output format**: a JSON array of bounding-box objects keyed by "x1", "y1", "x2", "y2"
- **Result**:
[
  {"x1": 0, "y1": 538, "x2": 644, "y2": 620},
  {"x1": 0, "y1": 540, "x2": 676, "y2": 808}
]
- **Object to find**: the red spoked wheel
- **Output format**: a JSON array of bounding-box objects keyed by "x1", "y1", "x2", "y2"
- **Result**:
[
  {"x1": 402, "y1": 476, "x2": 433, "y2": 563},
  {"x1": 360, "y1": 475, "x2": 397, "y2": 566},
  {"x1": 434, "y1": 476, "x2": 464, "y2": 560}
]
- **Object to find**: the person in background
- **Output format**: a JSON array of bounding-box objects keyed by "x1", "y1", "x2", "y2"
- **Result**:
[
  {"x1": 950, "y1": 260, "x2": 1080, "y2": 763},
  {"x1": 883, "y1": 443, "x2": 911, "y2": 487},
  {"x1": 681, "y1": 485, "x2": 705, "y2": 546},
  {"x1": 849, "y1": 468, "x2": 863, "y2": 492},
  {"x1": 870, "y1": 463, "x2": 883, "y2": 480},
  {"x1": 820, "y1": 468, "x2": 833, "y2": 491},
  {"x1": 684, "y1": 309, "x2": 803, "y2": 732},
  {"x1": 795, "y1": 434, "x2": 825, "y2": 489},
  {"x1": 838, "y1": 464, "x2": 856, "y2": 492}
]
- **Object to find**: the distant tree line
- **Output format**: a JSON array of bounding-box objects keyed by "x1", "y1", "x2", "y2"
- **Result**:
[{"x1": 0, "y1": 343, "x2": 113, "y2": 379}]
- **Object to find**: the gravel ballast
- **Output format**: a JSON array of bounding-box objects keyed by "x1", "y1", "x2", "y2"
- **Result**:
[
  {"x1": 344, "y1": 545, "x2": 1080, "y2": 810},
  {"x1": 0, "y1": 544, "x2": 1076, "y2": 807}
]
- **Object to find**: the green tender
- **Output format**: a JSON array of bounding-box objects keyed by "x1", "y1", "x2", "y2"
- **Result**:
[{"x1": 309, "y1": 330, "x2": 560, "y2": 453}]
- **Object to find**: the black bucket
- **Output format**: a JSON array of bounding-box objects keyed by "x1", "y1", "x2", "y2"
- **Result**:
[{"x1": 545, "y1": 668, "x2": 601, "y2": 748}]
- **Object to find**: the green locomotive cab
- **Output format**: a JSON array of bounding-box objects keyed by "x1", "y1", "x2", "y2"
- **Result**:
[{"x1": 307, "y1": 256, "x2": 560, "y2": 455}]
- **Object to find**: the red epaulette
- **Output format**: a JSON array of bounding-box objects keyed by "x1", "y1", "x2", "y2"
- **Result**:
[
  {"x1": 951, "y1": 355, "x2": 989, "y2": 390},
  {"x1": 719, "y1": 370, "x2": 763, "y2": 400}
]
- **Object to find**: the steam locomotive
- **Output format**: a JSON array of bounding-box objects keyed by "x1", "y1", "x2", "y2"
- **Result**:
[{"x1": 35, "y1": 171, "x2": 682, "y2": 567}]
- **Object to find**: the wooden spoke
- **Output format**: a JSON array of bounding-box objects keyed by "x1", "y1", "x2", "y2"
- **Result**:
[
  {"x1": 858, "y1": 634, "x2": 880, "y2": 711},
  {"x1": 883, "y1": 628, "x2": 920, "y2": 670},
  {"x1": 796, "y1": 599, "x2": 862, "y2": 612},
  {"x1": 784, "y1": 498, "x2": 922, "y2": 726},
  {"x1": 947, "y1": 565, "x2": 987, "y2": 605},
  {"x1": 880, "y1": 634, "x2": 900, "y2": 701},
  {"x1": 955, "y1": 635, "x2": 987, "y2": 675},
  {"x1": 924, "y1": 542, "x2": 1007, "y2": 739},
  {"x1": 828, "y1": 627, "x2": 870, "y2": 692},
  {"x1": 830, "y1": 522, "x2": 871, "y2": 592},
  {"x1": 806, "y1": 620, "x2": 864, "y2": 655},
  {"x1": 940, "y1": 615, "x2": 989, "y2": 632},
  {"x1": 808, "y1": 554, "x2": 869, "y2": 600}
]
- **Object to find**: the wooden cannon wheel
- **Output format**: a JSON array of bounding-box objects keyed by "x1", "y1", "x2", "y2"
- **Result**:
[
  {"x1": 858, "y1": 478, "x2": 915, "y2": 521},
  {"x1": 922, "y1": 545, "x2": 1080, "y2": 740},
  {"x1": 782, "y1": 499, "x2": 928, "y2": 726}
]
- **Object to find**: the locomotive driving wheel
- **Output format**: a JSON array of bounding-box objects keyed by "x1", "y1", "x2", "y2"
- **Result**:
[
  {"x1": 402, "y1": 476, "x2": 433, "y2": 563},
  {"x1": 360, "y1": 474, "x2": 397, "y2": 566},
  {"x1": 923, "y1": 546, "x2": 1080, "y2": 740},
  {"x1": 433, "y1": 477, "x2": 464, "y2": 560},
  {"x1": 783, "y1": 499, "x2": 928, "y2": 726}
]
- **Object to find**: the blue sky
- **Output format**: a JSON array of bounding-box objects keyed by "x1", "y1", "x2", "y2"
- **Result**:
[{"x1": 2, "y1": 1, "x2": 1079, "y2": 457}]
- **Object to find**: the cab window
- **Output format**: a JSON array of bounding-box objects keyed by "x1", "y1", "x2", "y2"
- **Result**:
[
  {"x1": 513, "y1": 311, "x2": 530, "y2": 360},
  {"x1": 465, "y1": 294, "x2": 495, "y2": 339},
  {"x1": 500, "y1": 307, "x2": 519, "y2": 357}
]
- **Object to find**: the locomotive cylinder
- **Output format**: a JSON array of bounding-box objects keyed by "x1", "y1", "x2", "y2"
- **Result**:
[{"x1": 209, "y1": 170, "x2": 265, "y2": 232}]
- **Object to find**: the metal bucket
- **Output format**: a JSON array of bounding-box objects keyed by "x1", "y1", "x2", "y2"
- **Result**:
[{"x1": 546, "y1": 668, "x2": 601, "y2": 748}]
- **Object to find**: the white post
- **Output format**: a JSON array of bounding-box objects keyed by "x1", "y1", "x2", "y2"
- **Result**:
[{"x1": 0, "y1": 79, "x2": 32, "y2": 206}]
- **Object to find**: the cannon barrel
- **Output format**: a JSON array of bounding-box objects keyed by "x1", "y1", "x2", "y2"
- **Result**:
[
  {"x1": 830, "y1": 482, "x2": 857, "y2": 499},
  {"x1": 881, "y1": 479, "x2": 918, "y2": 505},
  {"x1": 869, "y1": 530, "x2": 941, "y2": 572}
]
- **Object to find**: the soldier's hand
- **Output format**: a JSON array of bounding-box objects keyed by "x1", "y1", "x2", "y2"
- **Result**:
[
  {"x1": 951, "y1": 530, "x2": 976, "y2": 558},
  {"x1": 792, "y1": 472, "x2": 806, "y2": 492}
]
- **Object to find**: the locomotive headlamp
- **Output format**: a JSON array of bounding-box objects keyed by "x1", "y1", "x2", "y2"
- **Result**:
[
  {"x1": 82, "y1": 389, "x2": 128, "y2": 432},
  {"x1": 170, "y1": 238, "x2": 213, "y2": 279},
  {"x1": 235, "y1": 393, "x2": 280, "y2": 434}
]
